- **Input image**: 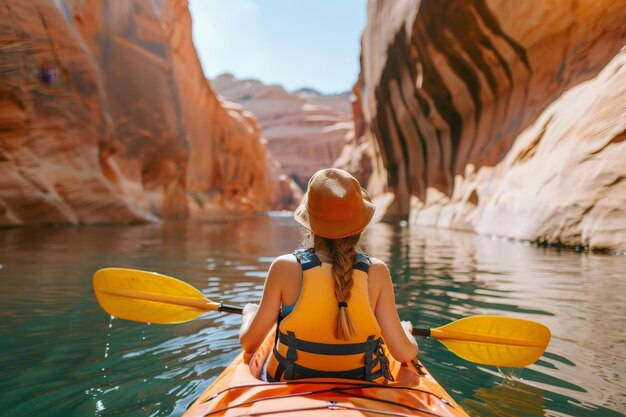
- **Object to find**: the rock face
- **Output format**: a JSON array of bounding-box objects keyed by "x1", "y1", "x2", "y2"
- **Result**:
[
  {"x1": 0, "y1": 0, "x2": 285, "y2": 226},
  {"x1": 350, "y1": 0, "x2": 626, "y2": 250},
  {"x1": 212, "y1": 74, "x2": 352, "y2": 189}
]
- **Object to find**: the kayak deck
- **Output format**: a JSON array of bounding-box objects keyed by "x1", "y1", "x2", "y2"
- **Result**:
[{"x1": 183, "y1": 330, "x2": 468, "y2": 417}]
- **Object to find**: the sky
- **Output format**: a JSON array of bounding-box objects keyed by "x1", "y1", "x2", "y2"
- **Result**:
[{"x1": 188, "y1": 0, "x2": 367, "y2": 94}]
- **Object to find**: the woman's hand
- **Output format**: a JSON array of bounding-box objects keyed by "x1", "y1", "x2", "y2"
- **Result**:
[
  {"x1": 242, "y1": 303, "x2": 259, "y2": 317},
  {"x1": 401, "y1": 321, "x2": 419, "y2": 357},
  {"x1": 239, "y1": 303, "x2": 259, "y2": 339},
  {"x1": 401, "y1": 320, "x2": 413, "y2": 337}
]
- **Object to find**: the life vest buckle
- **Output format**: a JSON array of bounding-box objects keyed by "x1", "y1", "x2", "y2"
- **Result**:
[
  {"x1": 286, "y1": 331, "x2": 298, "y2": 361},
  {"x1": 375, "y1": 339, "x2": 394, "y2": 381}
]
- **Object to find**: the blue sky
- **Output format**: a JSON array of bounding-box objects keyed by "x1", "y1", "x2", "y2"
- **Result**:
[{"x1": 188, "y1": 0, "x2": 367, "y2": 94}]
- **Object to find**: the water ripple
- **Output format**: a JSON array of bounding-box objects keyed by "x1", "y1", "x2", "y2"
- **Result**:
[{"x1": 0, "y1": 218, "x2": 624, "y2": 416}]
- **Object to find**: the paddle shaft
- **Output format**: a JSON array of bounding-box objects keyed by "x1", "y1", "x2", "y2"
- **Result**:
[
  {"x1": 217, "y1": 309, "x2": 434, "y2": 335},
  {"x1": 220, "y1": 303, "x2": 244, "y2": 314},
  {"x1": 198, "y1": 308, "x2": 538, "y2": 348},
  {"x1": 413, "y1": 326, "x2": 430, "y2": 337}
]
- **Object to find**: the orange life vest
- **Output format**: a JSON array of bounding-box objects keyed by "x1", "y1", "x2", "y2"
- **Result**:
[{"x1": 266, "y1": 249, "x2": 393, "y2": 382}]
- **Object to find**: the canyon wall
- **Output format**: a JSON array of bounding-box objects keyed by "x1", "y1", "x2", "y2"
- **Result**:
[
  {"x1": 213, "y1": 74, "x2": 352, "y2": 189},
  {"x1": 350, "y1": 0, "x2": 626, "y2": 250},
  {"x1": 0, "y1": 0, "x2": 287, "y2": 227}
]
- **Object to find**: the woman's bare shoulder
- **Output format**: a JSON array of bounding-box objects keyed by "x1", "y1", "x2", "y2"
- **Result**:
[
  {"x1": 268, "y1": 253, "x2": 301, "y2": 275},
  {"x1": 367, "y1": 256, "x2": 389, "y2": 271},
  {"x1": 272, "y1": 253, "x2": 299, "y2": 263},
  {"x1": 365, "y1": 257, "x2": 391, "y2": 283}
]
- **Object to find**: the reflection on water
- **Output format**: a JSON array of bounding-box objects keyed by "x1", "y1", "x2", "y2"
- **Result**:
[
  {"x1": 0, "y1": 215, "x2": 624, "y2": 416},
  {"x1": 462, "y1": 378, "x2": 546, "y2": 417}
]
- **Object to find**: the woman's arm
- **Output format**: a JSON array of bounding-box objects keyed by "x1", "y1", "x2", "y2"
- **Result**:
[
  {"x1": 369, "y1": 260, "x2": 419, "y2": 363},
  {"x1": 239, "y1": 255, "x2": 295, "y2": 353}
]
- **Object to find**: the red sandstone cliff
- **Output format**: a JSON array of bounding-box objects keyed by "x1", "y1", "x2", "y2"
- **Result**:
[
  {"x1": 0, "y1": 0, "x2": 288, "y2": 226},
  {"x1": 349, "y1": 0, "x2": 626, "y2": 250},
  {"x1": 212, "y1": 74, "x2": 352, "y2": 190}
]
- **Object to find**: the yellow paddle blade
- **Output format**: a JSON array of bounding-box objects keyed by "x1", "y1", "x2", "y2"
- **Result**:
[
  {"x1": 431, "y1": 315, "x2": 551, "y2": 367},
  {"x1": 93, "y1": 268, "x2": 219, "y2": 324}
]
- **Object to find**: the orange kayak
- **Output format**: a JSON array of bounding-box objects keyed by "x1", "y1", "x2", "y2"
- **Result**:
[{"x1": 183, "y1": 330, "x2": 469, "y2": 417}]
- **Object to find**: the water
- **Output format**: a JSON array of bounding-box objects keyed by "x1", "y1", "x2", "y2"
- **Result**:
[{"x1": 0, "y1": 215, "x2": 624, "y2": 417}]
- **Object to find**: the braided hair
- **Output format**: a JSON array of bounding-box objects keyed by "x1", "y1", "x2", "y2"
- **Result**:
[
  {"x1": 300, "y1": 227, "x2": 362, "y2": 340},
  {"x1": 322, "y1": 235, "x2": 361, "y2": 340}
]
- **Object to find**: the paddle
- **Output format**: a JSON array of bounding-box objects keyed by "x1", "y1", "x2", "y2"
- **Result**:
[
  {"x1": 412, "y1": 316, "x2": 550, "y2": 367},
  {"x1": 93, "y1": 267, "x2": 550, "y2": 367}
]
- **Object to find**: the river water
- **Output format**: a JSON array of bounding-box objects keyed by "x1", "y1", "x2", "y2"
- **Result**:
[{"x1": 0, "y1": 214, "x2": 624, "y2": 417}]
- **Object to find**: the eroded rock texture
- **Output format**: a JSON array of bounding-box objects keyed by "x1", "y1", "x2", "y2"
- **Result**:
[
  {"x1": 351, "y1": 0, "x2": 626, "y2": 249},
  {"x1": 213, "y1": 74, "x2": 352, "y2": 189},
  {"x1": 0, "y1": 0, "x2": 283, "y2": 226}
]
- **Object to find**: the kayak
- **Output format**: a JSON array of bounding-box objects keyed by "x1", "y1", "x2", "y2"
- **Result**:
[
  {"x1": 183, "y1": 329, "x2": 469, "y2": 417},
  {"x1": 91, "y1": 268, "x2": 549, "y2": 416},
  {"x1": 91, "y1": 269, "x2": 550, "y2": 416}
]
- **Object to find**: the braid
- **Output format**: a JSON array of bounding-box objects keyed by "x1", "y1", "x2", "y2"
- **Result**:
[{"x1": 323, "y1": 234, "x2": 361, "y2": 340}]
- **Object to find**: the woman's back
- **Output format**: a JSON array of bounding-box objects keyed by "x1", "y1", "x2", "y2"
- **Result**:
[
  {"x1": 267, "y1": 249, "x2": 391, "y2": 382},
  {"x1": 279, "y1": 251, "x2": 379, "y2": 340},
  {"x1": 280, "y1": 252, "x2": 417, "y2": 355}
]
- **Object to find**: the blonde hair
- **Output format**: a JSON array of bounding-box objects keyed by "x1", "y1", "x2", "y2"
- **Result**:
[
  {"x1": 300, "y1": 226, "x2": 361, "y2": 340},
  {"x1": 323, "y1": 235, "x2": 361, "y2": 340}
]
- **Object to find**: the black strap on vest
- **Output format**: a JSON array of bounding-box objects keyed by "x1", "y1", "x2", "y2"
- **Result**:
[
  {"x1": 294, "y1": 248, "x2": 321, "y2": 270},
  {"x1": 353, "y1": 252, "x2": 370, "y2": 272},
  {"x1": 293, "y1": 248, "x2": 370, "y2": 272},
  {"x1": 271, "y1": 346, "x2": 385, "y2": 381},
  {"x1": 278, "y1": 331, "x2": 377, "y2": 355}
]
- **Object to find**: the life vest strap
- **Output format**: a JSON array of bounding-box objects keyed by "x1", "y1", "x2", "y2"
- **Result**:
[
  {"x1": 353, "y1": 252, "x2": 370, "y2": 272},
  {"x1": 293, "y1": 248, "x2": 321, "y2": 271},
  {"x1": 271, "y1": 347, "x2": 385, "y2": 381},
  {"x1": 274, "y1": 333, "x2": 393, "y2": 382},
  {"x1": 293, "y1": 249, "x2": 370, "y2": 272},
  {"x1": 278, "y1": 331, "x2": 379, "y2": 355},
  {"x1": 285, "y1": 331, "x2": 298, "y2": 360}
]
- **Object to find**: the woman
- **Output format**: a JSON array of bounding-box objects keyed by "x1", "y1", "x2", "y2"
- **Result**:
[{"x1": 240, "y1": 168, "x2": 418, "y2": 382}]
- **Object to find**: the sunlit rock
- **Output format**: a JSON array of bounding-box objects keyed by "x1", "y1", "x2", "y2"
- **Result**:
[
  {"x1": 0, "y1": 0, "x2": 288, "y2": 226},
  {"x1": 213, "y1": 74, "x2": 353, "y2": 189},
  {"x1": 351, "y1": 0, "x2": 626, "y2": 250}
]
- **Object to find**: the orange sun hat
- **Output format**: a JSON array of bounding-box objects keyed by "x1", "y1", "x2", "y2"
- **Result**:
[{"x1": 294, "y1": 168, "x2": 375, "y2": 239}]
